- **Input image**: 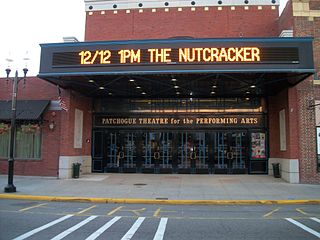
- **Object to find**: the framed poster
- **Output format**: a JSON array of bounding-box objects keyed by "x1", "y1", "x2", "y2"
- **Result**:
[{"x1": 251, "y1": 132, "x2": 266, "y2": 159}]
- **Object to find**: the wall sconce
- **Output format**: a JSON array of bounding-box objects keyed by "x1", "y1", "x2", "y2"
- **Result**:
[{"x1": 49, "y1": 121, "x2": 56, "y2": 131}]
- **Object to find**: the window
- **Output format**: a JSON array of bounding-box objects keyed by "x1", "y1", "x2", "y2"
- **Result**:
[{"x1": 0, "y1": 123, "x2": 41, "y2": 159}]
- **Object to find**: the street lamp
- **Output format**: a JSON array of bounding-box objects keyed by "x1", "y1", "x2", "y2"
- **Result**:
[{"x1": 4, "y1": 64, "x2": 28, "y2": 193}]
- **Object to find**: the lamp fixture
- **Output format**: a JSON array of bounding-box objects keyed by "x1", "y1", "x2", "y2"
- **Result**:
[
  {"x1": 129, "y1": 79, "x2": 135, "y2": 82},
  {"x1": 99, "y1": 86, "x2": 105, "y2": 90},
  {"x1": 250, "y1": 85, "x2": 256, "y2": 88},
  {"x1": 49, "y1": 121, "x2": 56, "y2": 131},
  {"x1": 136, "y1": 86, "x2": 141, "y2": 89},
  {"x1": 88, "y1": 79, "x2": 95, "y2": 83},
  {"x1": 4, "y1": 55, "x2": 29, "y2": 193}
]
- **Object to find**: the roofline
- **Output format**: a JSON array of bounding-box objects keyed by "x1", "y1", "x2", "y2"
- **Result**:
[{"x1": 40, "y1": 37, "x2": 314, "y2": 48}]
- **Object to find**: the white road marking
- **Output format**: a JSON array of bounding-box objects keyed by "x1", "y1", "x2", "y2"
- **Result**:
[
  {"x1": 286, "y1": 218, "x2": 320, "y2": 238},
  {"x1": 311, "y1": 217, "x2": 320, "y2": 224},
  {"x1": 51, "y1": 215, "x2": 98, "y2": 240},
  {"x1": 85, "y1": 216, "x2": 121, "y2": 240},
  {"x1": 121, "y1": 217, "x2": 145, "y2": 240},
  {"x1": 153, "y1": 218, "x2": 168, "y2": 240},
  {"x1": 13, "y1": 214, "x2": 73, "y2": 240}
]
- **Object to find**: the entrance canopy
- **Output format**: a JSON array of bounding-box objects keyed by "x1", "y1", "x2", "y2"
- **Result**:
[{"x1": 39, "y1": 37, "x2": 314, "y2": 98}]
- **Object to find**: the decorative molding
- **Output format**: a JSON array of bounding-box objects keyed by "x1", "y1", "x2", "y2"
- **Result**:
[
  {"x1": 279, "y1": 30, "x2": 293, "y2": 37},
  {"x1": 84, "y1": 0, "x2": 279, "y2": 11}
]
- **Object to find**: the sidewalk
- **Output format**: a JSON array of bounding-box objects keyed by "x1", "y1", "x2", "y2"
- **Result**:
[{"x1": 0, "y1": 174, "x2": 320, "y2": 204}]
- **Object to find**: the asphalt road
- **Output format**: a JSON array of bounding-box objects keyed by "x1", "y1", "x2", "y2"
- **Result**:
[{"x1": 0, "y1": 199, "x2": 319, "y2": 240}]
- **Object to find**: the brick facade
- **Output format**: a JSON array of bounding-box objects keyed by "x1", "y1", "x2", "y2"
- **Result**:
[
  {"x1": 272, "y1": 0, "x2": 320, "y2": 183},
  {"x1": 85, "y1": 6, "x2": 279, "y2": 41},
  {"x1": 0, "y1": 78, "x2": 92, "y2": 177},
  {"x1": 1, "y1": 0, "x2": 319, "y2": 183}
]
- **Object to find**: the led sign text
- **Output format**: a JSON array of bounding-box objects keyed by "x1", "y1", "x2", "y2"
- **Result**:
[{"x1": 79, "y1": 47, "x2": 261, "y2": 65}]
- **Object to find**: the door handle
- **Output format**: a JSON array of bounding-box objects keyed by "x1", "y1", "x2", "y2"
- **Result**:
[
  {"x1": 226, "y1": 152, "x2": 233, "y2": 160},
  {"x1": 154, "y1": 152, "x2": 160, "y2": 160}
]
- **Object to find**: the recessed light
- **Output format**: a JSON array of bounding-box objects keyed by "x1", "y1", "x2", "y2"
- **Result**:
[
  {"x1": 212, "y1": 85, "x2": 217, "y2": 88},
  {"x1": 176, "y1": 91, "x2": 180, "y2": 95},
  {"x1": 211, "y1": 91, "x2": 216, "y2": 94},
  {"x1": 190, "y1": 92, "x2": 193, "y2": 96},
  {"x1": 171, "y1": 78, "x2": 177, "y2": 82},
  {"x1": 136, "y1": 86, "x2": 141, "y2": 89},
  {"x1": 108, "y1": 92, "x2": 112, "y2": 96},
  {"x1": 174, "y1": 85, "x2": 179, "y2": 89},
  {"x1": 129, "y1": 79, "x2": 135, "y2": 82},
  {"x1": 99, "y1": 86, "x2": 105, "y2": 90},
  {"x1": 88, "y1": 79, "x2": 95, "y2": 83},
  {"x1": 245, "y1": 97, "x2": 250, "y2": 101},
  {"x1": 250, "y1": 85, "x2": 256, "y2": 88},
  {"x1": 246, "y1": 91, "x2": 250, "y2": 94},
  {"x1": 141, "y1": 92, "x2": 146, "y2": 95}
]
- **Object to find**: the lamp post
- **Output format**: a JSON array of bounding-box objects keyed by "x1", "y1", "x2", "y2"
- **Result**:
[{"x1": 4, "y1": 67, "x2": 28, "y2": 193}]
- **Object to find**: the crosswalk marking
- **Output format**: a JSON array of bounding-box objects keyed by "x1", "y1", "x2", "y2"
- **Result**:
[
  {"x1": 85, "y1": 216, "x2": 122, "y2": 240},
  {"x1": 51, "y1": 215, "x2": 98, "y2": 240},
  {"x1": 285, "y1": 218, "x2": 320, "y2": 238},
  {"x1": 121, "y1": 217, "x2": 146, "y2": 240},
  {"x1": 311, "y1": 217, "x2": 320, "y2": 224},
  {"x1": 153, "y1": 218, "x2": 168, "y2": 240},
  {"x1": 13, "y1": 214, "x2": 73, "y2": 240}
]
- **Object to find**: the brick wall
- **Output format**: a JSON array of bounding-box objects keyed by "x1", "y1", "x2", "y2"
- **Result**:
[
  {"x1": 59, "y1": 90, "x2": 92, "y2": 157},
  {"x1": 0, "y1": 78, "x2": 61, "y2": 176},
  {"x1": 85, "y1": 6, "x2": 279, "y2": 41},
  {"x1": 290, "y1": 0, "x2": 320, "y2": 183},
  {"x1": 268, "y1": 87, "x2": 299, "y2": 160},
  {"x1": 278, "y1": 0, "x2": 293, "y2": 33},
  {"x1": 0, "y1": 77, "x2": 92, "y2": 177},
  {"x1": 0, "y1": 77, "x2": 58, "y2": 100}
]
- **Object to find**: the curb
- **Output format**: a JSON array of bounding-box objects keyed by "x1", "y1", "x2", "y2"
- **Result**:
[{"x1": 1, "y1": 194, "x2": 320, "y2": 205}]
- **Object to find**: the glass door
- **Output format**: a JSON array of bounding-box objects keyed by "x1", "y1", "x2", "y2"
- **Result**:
[
  {"x1": 105, "y1": 131, "x2": 137, "y2": 173},
  {"x1": 105, "y1": 132, "x2": 121, "y2": 172},
  {"x1": 158, "y1": 132, "x2": 173, "y2": 173},
  {"x1": 178, "y1": 132, "x2": 209, "y2": 173},
  {"x1": 142, "y1": 132, "x2": 173, "y2": 173},
  {"x1": 122, "y1": 132, "x2": 137, "y2": 172},
  {"x1": 214, "y1": 131, "x2": 248, "y2": 174}
]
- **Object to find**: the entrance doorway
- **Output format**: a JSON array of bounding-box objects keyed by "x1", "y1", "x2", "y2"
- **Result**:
[
  {"x1": 92, "y1": 130, "x2": 260, "y2": 174},
  {"x1": 214, "y1": 132, "x2": 247, "y2": 174},
  {"x1": 178, "y1": 132, "x2": 209, "y2": 173}
]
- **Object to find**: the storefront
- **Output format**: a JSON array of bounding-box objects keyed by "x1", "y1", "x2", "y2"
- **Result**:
[
  {"x1": 92, "y1": 98, "x2": 267, "y2": 174},
  {"x1": 38, "y1": 37, "x2": 314, "y2": 175}
]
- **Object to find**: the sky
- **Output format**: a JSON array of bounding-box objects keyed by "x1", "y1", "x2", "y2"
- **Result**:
[{"x1": 0, "y1": 0, "x2": 289, "y2": 77}]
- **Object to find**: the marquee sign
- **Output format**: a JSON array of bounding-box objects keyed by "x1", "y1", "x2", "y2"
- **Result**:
[
  {"x1": 53, "y1": 46, "x2": 299, "y2": 66},
  {"x1": 39, "y1": 38, "x2": 314, "y2": 76}
]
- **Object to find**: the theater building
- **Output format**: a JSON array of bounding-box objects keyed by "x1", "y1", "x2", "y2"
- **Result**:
[{"x1": 0, "y1": 0, "x2": 319, "y2": 184}]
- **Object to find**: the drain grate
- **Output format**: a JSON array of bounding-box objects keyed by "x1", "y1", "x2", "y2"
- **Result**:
[{"x1": 133, "y1": 183, "x2": 147, "y2": 186}]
